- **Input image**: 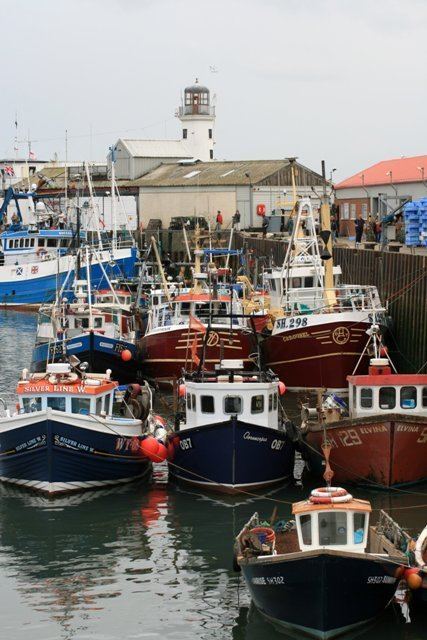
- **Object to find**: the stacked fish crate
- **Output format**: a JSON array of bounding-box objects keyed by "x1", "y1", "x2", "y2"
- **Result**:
[{"x1": 404, "y1": 200, "x2": 421, "y2": 246}]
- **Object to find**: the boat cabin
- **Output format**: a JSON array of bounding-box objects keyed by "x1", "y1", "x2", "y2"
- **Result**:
[
  {"x1": 181, "y1": 361, "x2": 281, "y2": 430},
  {"x1": 94, "y1": 289, "x2": 133, "y2": 307},
  {"x1": 16, "y1": 364, "x2": 118, "y2": 417},
  {"x1": 0, "y1": 229, "x2": 82, "y2": 265},
  {"x1": 348, "y1": 358, "x2": 427, "y2": 418},
  {"x1": 292, "y1": 495, "x2": 372, "y2": 553}
]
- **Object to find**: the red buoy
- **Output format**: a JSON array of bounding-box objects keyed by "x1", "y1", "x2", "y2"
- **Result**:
[
  {"x1": 404, "y1": 567, "x2": 422, "y2": 589},
  {"x1": 152, "y1": 442, "x2": 168, "y2": 463},
  {"x1": 121, "y1": 349, "x2": 133, "y2": 362},
  {"x1": 278, "y1": 381, "x2": 286, "y2": 395},
  {"x1": 139, "y1": 436, "x2": 160, "y2": 461},
  {"x1": 178, "y1": 384, "x2": 186, "y2": 398}
]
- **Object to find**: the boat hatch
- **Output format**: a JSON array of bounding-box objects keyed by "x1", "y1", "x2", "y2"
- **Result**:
[{"x1": 292, "y1": 498, "x2": 372, "y2": 553}]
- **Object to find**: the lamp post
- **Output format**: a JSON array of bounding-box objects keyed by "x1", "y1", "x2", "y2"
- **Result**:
[
  {"x1": 329, "y1": 168, "x2": 337, "y2": 183},
  {"x1": 244, "y1": 171, "x2": 253, "y2": 227}
]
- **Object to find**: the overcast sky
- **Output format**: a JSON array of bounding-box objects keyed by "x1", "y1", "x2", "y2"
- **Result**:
[{"x1": 1, "y1": 0, "x2": 426, "y2": 180}]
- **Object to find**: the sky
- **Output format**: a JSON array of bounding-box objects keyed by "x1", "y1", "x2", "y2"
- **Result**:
[{"x1": 1, "y1": 0, "x2": 426, "y2": 181}]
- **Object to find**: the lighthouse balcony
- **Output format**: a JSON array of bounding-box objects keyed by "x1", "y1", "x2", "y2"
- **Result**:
[{"x1": 178, "y1": 105, "x2": 215, "y2": 117}]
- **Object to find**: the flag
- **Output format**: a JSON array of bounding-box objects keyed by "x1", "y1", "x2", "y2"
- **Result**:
[
  {"x1": 4, "y1": 166, "x2": 14, "y2": 177},
  {"x1": 191, "y1": 334, "x2": 200, "y2": 367},
  {"x1": 29, "y1": 150, "x2": 36, "y2": 160},
  {"x1": 189, "y1": 314, "x2": 206, "y2": 334}
]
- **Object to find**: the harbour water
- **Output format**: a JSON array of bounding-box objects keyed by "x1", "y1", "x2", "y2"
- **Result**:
[{"x1": 0, "y1": 311, "x2": 426, "y2": 640}]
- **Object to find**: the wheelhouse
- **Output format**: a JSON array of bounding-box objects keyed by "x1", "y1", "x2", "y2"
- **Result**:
[
  {"x1": 16, "y1": 364, "x2": 117, "y2": 417},
  {"x1": 348, "y1": 358, "x2": 427, "y2": 418},
  {"x1": 292, "y1": 497, "x2": 372, "y2": 553}
]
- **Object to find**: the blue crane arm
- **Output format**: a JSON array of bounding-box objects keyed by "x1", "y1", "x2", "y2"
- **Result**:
[{"x1": 0, "y1": 187, "x2": 38, "y2": 222}]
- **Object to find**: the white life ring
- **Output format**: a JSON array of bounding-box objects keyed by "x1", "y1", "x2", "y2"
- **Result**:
[
  {"x1": 309, "y1": 487, "x2": 353, "y2": 504},
  {"x1": 415, "y1": 525, "x2": 427, "y2": 570}
]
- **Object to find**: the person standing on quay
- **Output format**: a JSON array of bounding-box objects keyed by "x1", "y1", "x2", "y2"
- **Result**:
[
  {"x1": 374, "y1": 217, "x2": 382, "y2": 243},
  {"x1": 215, "y1": 210, "x2": 223, "y2": 239},
  {"x1": 355, "y1": 213, "x2": 365, "y2": 246},
  {"x1": 233, "y1": 210, "x2": 241, "y2": 231}
]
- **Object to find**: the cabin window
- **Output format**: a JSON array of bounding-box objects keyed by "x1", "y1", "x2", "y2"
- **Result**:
[
  {"x1": 25, "y1": 238, "x2": 30, "y2": 247},
  {"x1": 22, "y1": 397, "x2": 42, "y2": 413},
  {"x1": 105, "y1": 394, "x2": 112, "y2": 415},
  {"x1": 270, "y1": 279, "x2": 276, "y2": 292},
  {"x1": 30, "y1": 238, "x2": 35, "y2": 247},
  {"x1": 187, "y1": 393, "x2": 192, "y2": 411},
  {"x1": 251, "y1": 394, "x2": 264, "y2": 414},
  {"x1": 60, "y1": 239, "x2": 69, "y2": 247},
  {"x1": 38, "y1": 238, "x2": 46, "y2": 247},
  {"x1": 201, "y1": 395, "x2": 214, "y2": 413},
  {"x1": 379, "y1": 387, "x2": 396, "y2": 410},
  {"x1": 224, "y1": 395, "x2": 242, "y2": 414},
  {"x1": 268, "y1": 394, "x2": 273, "y2": 412},
  {"x1": 47, "y1": 239, "x2": 57, "y2": 248},
  {"x1": 291, "y1": 278, "x2": 302, "y2": 288},
  {"x1": 360, "y1": 388, "x2": 373, "y2": 408},
  {"x1": 81, "y1": 318, "x2": 90, "y2": 329},
  {"x1": 96, "y1": 397, "x2": 103, "y2": 414},
  {"x1": 300, "y1": 514, "x2": 312, "y2": 545},
  {"x1": 305, "y1": 276, "x2": 314, "y2": 287},
  {"x1": 423, "y1": 387, "x2": 427, "y2": 408},
  {"x1": 353, "y1": 512, "x2": 366, "y2": 544},
  {"x1": 400, "y1": 386, "x2": 417, "y2": 409},
  {"x1": 273, "y1": 393, "x2": 278, "y2": 410},
  {"x1": 72, "y1": 397, "x2": 91, "y2": 415},
  {"x1": 192, "y1": 394, "x2": 196, "y2": 411},
  {"x1": 47, "y1": 396, "x2": 66, "y2": 412},
  {"x1": 19, "y1": 238, "x2": 24, "y2": 248},
  {"x1": 319, "y1": 512, "x2": 347, "y2": 546},
  {"x1": 94, "y1": 317, "x2": 103, "y2": 328}
]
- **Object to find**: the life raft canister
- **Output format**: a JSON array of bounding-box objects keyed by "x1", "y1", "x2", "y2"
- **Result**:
[{"x1": 256, "y1": 203, "x2": 266, "y2": 217}]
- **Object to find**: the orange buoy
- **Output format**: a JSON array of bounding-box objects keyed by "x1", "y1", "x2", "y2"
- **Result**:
[
  {"x1": 404, "y1": 568, "x2": 422, "y2": 589},
  {"x1": 178, "y1": 384, "x2": 186, "y2": 398},
  {"x1": 152, "y1": 442, "x2": 168, "y2": 463},
  {"x1": 121, "y1": 349, "x2": 133, "y2": 362},
  {"x1": 278, "y1": 381, "x2": 286, "y2": 395},
  {"x1": 139, "y1": 436, "x2": 160, "y2": 461}
]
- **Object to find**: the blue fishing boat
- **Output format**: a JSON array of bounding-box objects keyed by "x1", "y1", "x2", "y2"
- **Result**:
[
  {"x1": 167, "y1": 356, "x2": 296, "y2": 493},
  {"x1": 0, "y1": 187, "x2": 137, "y2": 307},
  {"x1": 0, "y1": 362, "x2": 158, "y2": 494}
]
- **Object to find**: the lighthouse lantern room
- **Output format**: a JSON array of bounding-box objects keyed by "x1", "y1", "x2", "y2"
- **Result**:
[{"x1": 177, "y1": 79, "x2": 215, "y2": 162}]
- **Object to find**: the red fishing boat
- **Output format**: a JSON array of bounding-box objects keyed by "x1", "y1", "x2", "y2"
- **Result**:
[
  {"x1": 139, "y1": 291, "x2": 255, "y2": 381},
  {"x1": 262, "y1": 198, "x2": 385, "y2": 391},
  {"x1": 301, "y1": 349, "x2": 427, "y2": 487}
]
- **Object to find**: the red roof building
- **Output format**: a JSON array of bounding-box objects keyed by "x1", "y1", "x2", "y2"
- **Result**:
[{"x1": 334, "y1": 155, "x2": 427, "y2": 237}]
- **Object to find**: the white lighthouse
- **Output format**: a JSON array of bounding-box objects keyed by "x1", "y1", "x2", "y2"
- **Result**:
[{"x1": 177, "y1": 79, "x2": 215, "y2": 161}]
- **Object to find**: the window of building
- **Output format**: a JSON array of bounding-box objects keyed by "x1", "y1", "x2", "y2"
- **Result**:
[
  {"x1": 72, "y1": 397, "x2": 91, "y2": 415},
  {"x1": 350, "y1": 203, "x2": 357, "y2": 220},
  {"x1": 353, "y1": 512, "x2": 366, "y2": 544},
  {"x1": 47, "y1": 396, "x2": 66, "y2": 412},
  {"x1": 251, "y1": 395, "x2": 264, "y2": 414},
  {"x1": 183, "y1": 128, "x2": 187, "y2": 139},
  {"x1": 300, "y1": 514, "x2": 312, "y2": 545},
  {"x1": 224, "y1": 395, "x2": 242, "y2": 414},
  {"x1": 400, "y1": 386, "x2": 417, "y2": 409},
  {"x1": 201, "y1": 395, "x2": 214, "y2": 413},
  {"x1": 379, "y1": 387, "x2": 396, "y2": 410},
  {"x1": 362, "y1": 203, "x2": 368, "y2": 217},
  {"x1": 209, "y1": 149, "x2": 214, "y2": 160},
  {"x1": 342, "y1": 203, "x2": 350, "y2": 220},
  {"x1": 360, "y1": 388, "x2": 373, "y2": 408},
  {"x1": 319, "y1": 512, "x2": 347, "y2": 545},
  {"x1": 208, "y1": 129, "x2": 212, "y2": 139}
]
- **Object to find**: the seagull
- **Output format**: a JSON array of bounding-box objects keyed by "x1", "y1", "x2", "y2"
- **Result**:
[{"x1": 209, "y1": 65, "x2": 219, "y2": 73}]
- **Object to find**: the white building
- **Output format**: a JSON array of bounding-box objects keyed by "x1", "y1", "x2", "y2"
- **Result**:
[{"x1": 110, "y1": 79, "x2": 216, "y2": 180}]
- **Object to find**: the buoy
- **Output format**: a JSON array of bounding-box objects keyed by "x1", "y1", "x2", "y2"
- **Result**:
[
  {"x1": 139, "y1": 436, "x2": 160, "y2": 461},
  {"x1": 178, "y1": 384, "x2": 186, "y2": 398},
  {"x1": 121, "y1": 349, "x2": 133, "y2": 362},
  {"x1": 152, "y1": 442, "x2": 168, "y2": 463},
  {"x1": 278, "y1": 381, "x2": 286, "y2": 395},
  {"x1": 404, "y1": 567, "x2": 422, "y2": 590},
  {"x1": 380, "y1": 346, "x2": 388, "y2": 357}
]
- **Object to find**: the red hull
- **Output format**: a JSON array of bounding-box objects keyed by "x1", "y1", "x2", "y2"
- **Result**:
[
  {"x1": 304, "y1": 416, "x2": 427, "y2": 487},
  {"x1": 262, "y1": 321, "x2": 370, "y2": 389},
  {"x1": 139, "y1": 327, "x2": 254, "y2": 381}
]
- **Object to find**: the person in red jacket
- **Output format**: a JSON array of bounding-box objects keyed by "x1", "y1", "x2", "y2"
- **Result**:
[{"x1": 215, "y1": 210, "x2": 223, "y2": 238}]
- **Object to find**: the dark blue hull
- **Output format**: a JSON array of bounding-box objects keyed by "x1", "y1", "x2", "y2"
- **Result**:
[
  {"x1": 0, "y1": 414, "x2": 150, "y2": 494},
  {"x1": 31, "y1": 333, "x2": 140, "y2": 384},
  {"x1": 168, "y1": 419, "x2": 295, "y2": 492},
  {"x1": 241, "y1": 552, "x2": 398, "y2": 638}
]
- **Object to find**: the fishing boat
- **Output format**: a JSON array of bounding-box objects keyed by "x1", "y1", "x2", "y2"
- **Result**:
[
  {"x1": 166, "y1": 338, "x2": 296, "y2": 492},
  {"x1": 301, "y1": 329, "x2": 427, "y2": 487},
  {"x1": 139, "y1": 235, "x2": 257, "y2": 382},
  {"x1": 261, "y1": 197, "x2": 385, "y2": 391},
  {"x1": 31, "y1": 259, "x2": 143, "y2": 384},
  {"x1": 235, "y1": 486, "x2": 408, "y2": 638},
  {"x1": 0, "y1": 361, "x2": 165, "y2": 494},
  {"x1": 412, "y1": 525, "x2": 427, "y2": 601}
]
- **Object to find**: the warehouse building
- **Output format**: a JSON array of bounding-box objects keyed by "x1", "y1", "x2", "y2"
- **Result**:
[{"x1": 335, "y1": 155, "x2": 427, "y2": 235}]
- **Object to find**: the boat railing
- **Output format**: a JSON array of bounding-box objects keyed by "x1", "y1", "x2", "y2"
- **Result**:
[{"x1": 282, "y1": 284, "x2": 384, "y2": 315}]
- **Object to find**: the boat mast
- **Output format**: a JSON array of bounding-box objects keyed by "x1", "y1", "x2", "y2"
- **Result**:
[
  {"x1": 84, "y1": 161, "x2": 103, "y2": 250},
  {"x1": 110, "y1": 145, "x2": 117, "y2": 252},
  {"x1": 320, "y1": 160, "x2": 336, "y2": 307}
]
